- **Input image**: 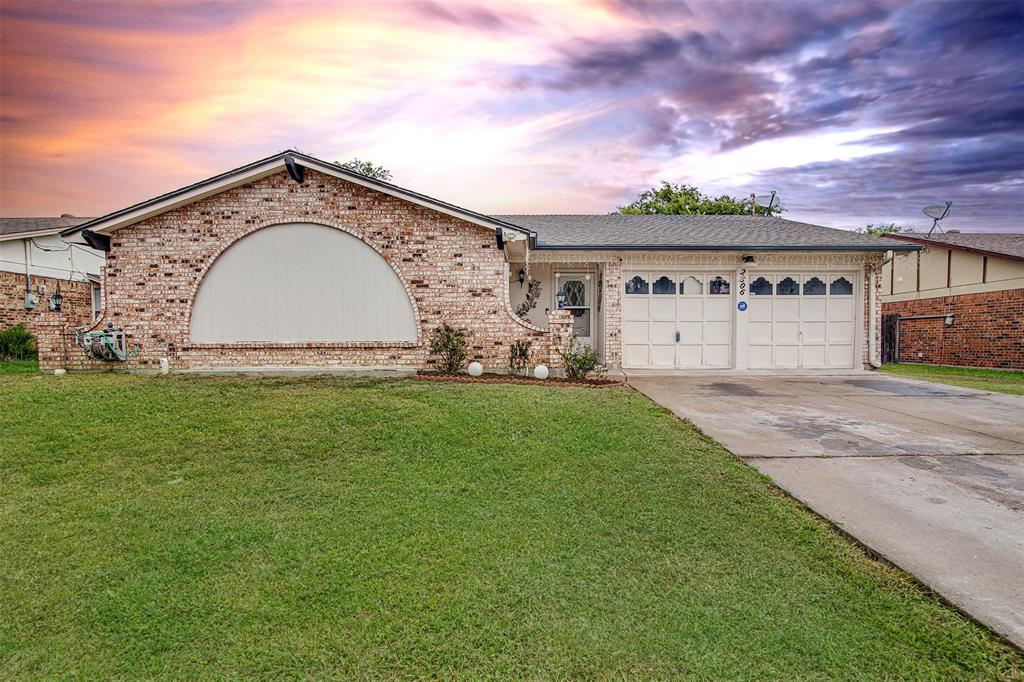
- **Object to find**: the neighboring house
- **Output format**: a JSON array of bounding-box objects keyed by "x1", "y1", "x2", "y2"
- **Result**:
[
  {"x1": 1, "y1": 216, "x2": 104, "y2": 335},
  {"x1": 881, "y1": 232, "x2": 1024, "y2": 369},
  {"x1": 46, "y1": 150, "x2": 916, "y2": 372}
]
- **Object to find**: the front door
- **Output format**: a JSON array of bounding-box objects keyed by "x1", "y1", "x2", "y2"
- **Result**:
[{"x1": 556, "y1": 273, "x2": 594, "y2": 348}]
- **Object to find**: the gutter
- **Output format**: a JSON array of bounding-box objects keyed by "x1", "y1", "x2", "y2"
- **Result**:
[{"x1": 531, "y1": 243, "x2": 920, "y2": 252}]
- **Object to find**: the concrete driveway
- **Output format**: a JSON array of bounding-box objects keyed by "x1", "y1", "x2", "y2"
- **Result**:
[{"x1": 628, "y1": 372, "x2": 1024, "y2": 648}]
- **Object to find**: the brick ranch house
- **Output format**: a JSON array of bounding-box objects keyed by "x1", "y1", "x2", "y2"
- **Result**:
[
  {"x1": 881, "y1": 231, "x2": 1024, "y2": 369},
  {"x1": 41, "y1": 150, "x2": 917, "y2": 373},
  {"x1": 1, "y1": 217, "x2": 104, "y2": 336}
]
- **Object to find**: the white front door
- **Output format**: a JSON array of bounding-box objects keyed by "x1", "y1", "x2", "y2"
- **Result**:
[
  {"x1": 556, "y1": 273, "x2": 594, "y2": 348},
  {"x1": 621, "y1": 272, "x2": 734, "y2": 368},
  {"x1": 747, "y1": 273, "x2": 857, "y2": 368}
]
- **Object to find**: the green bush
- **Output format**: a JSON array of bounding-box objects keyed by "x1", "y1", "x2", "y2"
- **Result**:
[
  {"x1": 507, "y1": 339, "x2": 532, "y2": 376},
  {"x1": 429, "y1": 323, "x2": 469, "y2": 374},
  {"x1": 0, "y1": 324, "x2": 37, "y2": 361},
  {"x1": 557, "y1": 334, "x2": 605, "y2": 381}
]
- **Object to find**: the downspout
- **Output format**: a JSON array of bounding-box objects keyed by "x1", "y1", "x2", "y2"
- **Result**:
[
  {"x1": 23, "y1": 239, "x2": 32, "y2": 302},
  {"x1": 867, "y1": 249, "x2": 894, "y2": 369}
]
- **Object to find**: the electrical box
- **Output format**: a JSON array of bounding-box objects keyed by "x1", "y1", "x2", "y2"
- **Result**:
[{"x1": 24, "y1": 292, "x2": 38, "y2": 309}]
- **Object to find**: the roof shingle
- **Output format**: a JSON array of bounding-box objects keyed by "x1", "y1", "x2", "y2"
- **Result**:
[
  {"x1": 0, "y1": 216, "x2": 94, "y2": 239},
  {"x1": 495, "y1": 214, "x2": 913, "y2": 251}
]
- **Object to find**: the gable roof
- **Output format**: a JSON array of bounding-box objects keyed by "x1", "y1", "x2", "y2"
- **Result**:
[
  {"x1": 60, "y1": 150, "x2": 532, "y2": 239},
  {"x1": 883, "y1": 232, "x2": 1024, "y2": 263},
  {"x1": 0, "y1": 216, "x2": 95, "y2": 242},
  {"x1": 496, "y1": 214, "x2": 917, "y2": 252}
]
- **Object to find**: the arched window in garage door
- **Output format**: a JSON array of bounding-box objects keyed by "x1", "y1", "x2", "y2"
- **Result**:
[{"x1": 190, "y1": 223, "x2": 417, "y2": 343}]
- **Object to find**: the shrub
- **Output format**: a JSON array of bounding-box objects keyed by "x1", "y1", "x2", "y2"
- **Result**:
[
  {"x1": 0, "y1": 324, "x2": 37, "y2": 361},
  {"x1": 508, "y1": 339, "x2": 532, "y2": 376},
  {"x1": 557, "y1": 334, "x2": 605, "y2": 381},
  {"x1": 429, "y1": 323, "x2": 469, "y2": 374}
]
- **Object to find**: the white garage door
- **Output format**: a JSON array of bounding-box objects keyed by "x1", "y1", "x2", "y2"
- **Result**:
[
  {"x1": 747, "y1": 273, "x2": 857, "y2": 368},
  {"x1": 622, "y1": 272, "x2": 733, "y2": 368}
]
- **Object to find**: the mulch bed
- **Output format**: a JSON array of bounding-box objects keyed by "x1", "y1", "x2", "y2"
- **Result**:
[{"x1": 413, "y1": 371, "x2": 623, "y2": 388}]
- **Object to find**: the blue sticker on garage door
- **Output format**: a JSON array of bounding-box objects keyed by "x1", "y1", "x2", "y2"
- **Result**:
[{"x1": 737, "y1": 301, "x2": 748, "y2": 311}]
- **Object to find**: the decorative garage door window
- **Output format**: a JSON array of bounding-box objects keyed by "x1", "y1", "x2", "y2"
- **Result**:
[
  {"x1": 708, "y1": 275, "x2": 730, "y2": 295},
  {"x1": 750, "y1": 276, "x2": 772, "y2": 296},
  {"x1": 652, "y1": 275, "x2": 676, "y2": 295},
  {"x1": 776, "y1": 276, "x2": 799, "y2": 295},
  {"x1": 625, "y1": 275, "x2": 649, "y2": 295},
  {"x1": 190, "y1": 223, "x2": 417, "y2": 343},
  {"x1": 830, "y1": 276, "x2": 853, "y2": 295},
  {"x1": 680, "y1": 276, "x2": 702, "y2": 295},
  {"x1": 803, "y1": 276, "x2": 826, "y2": 295}
]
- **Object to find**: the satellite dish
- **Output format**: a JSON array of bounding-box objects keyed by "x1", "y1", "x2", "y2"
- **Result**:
[
  {"x1": 752, "y1": 190, "x2": 779, "y2": 216},
  {"x1": 923, "y1": 201, "x2": 952, "y2": 235}
]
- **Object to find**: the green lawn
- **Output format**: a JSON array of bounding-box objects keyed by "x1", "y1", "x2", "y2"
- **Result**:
[
  {"x1": 0, "y1": 374, "x2": 1019, "y2": 679},
  {"x1": 0, "y1": 358, "x2": 39, "y2": 374},
  {"x1": 883, "y1": 363, "x2": 1024, "y2": 396}
]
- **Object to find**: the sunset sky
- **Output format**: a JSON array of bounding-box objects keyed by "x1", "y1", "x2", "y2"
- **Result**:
[{"x1": 1, "y1": 0, "x2": 1022, "y2": 231}]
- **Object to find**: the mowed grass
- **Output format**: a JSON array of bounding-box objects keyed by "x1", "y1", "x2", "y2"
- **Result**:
[
  {"x1": 0, "y1": 374, "x2": 1019, "y2": 679},
  {"x1": 0, "y1": 358, "x2": 39, "y2": 374},
  {"x1": 884, "y1": 362, "x2": 1024, "y2": 396}
]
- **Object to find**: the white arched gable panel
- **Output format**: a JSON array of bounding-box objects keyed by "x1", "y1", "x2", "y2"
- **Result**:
[{"x1": 190, "y1": 223, "x2": 417, "y2": 343}]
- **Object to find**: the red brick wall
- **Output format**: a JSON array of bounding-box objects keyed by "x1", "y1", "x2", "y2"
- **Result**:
[
  {"x1": 37, "y1": 169, "x2": 562, "y2": 372},
  {"x1": 882, "y1": 288, "x2": 1024, "y2": 369},
  {"x1": 1, "y1": 270, "x2": 94, "y2": 336}
]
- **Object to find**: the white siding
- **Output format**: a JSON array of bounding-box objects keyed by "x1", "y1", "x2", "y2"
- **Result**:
[
  {"x1": 190, "y1": 223, "x2": 417, "y2": 343},
  {"x1": 0, "y1": 234, "x2": 104, "y2": 281}
]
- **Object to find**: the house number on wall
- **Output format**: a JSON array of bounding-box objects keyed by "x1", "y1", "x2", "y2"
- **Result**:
[{"x1": 737, "y1": 267, "x2": 748, "y2": 312}]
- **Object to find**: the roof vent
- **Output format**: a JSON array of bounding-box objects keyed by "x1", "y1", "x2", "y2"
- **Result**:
[{"x1": 60, "y1": 213, "x2": 75, "y2": 218}]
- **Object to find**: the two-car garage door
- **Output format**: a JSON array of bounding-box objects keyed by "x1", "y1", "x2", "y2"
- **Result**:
[{"x1": 622, "y1": 271, "x2": 858, "y2": 369}]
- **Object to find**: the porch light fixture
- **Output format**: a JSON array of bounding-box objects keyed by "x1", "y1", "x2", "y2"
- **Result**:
[
  {"x1": 556, "y1": 289, "x2": 567, "y2": 308},
  {"x1": 48, "y1": 286, "x2": 63, "y2": 312},
  {"x1": 743, "y1": 255, "x2": 755, "y2": 263},
  {"x1": 518, "y1": 268, "x2": 526, "y2": 287}
]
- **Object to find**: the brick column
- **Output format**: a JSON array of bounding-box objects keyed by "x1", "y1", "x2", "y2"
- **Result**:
[
  {"x1": 602, "y1": 260, "x2": 623, "y2": 367},
  {"x1": 546, "y1": 309, "x2": 573, "y2": 367}
]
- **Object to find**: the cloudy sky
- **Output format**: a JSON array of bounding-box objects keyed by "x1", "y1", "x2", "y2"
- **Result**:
[{"x1": 1, "y1": 0, "x2": 1022, "y2": 231}]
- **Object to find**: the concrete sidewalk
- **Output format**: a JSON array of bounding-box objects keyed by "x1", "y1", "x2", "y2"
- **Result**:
[{"x1": 629, "y1": 372, "x2": 1024, "y2": 648}]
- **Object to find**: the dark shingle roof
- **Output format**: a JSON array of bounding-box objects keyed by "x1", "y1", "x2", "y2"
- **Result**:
[
  {"x1": 495, "y1": 214, "x2": 914, "y2": 252},
  {"x1": 884, "y1": 232, "x2": 1024, "y2": 262},
  {"x1": 1, "y1": 216, "x2": 94, "y2": 239}
]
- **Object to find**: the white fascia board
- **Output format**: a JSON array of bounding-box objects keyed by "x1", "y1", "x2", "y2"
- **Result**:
[{"x1": 0, "y1": 229, "x2": 64, "y2": 242}]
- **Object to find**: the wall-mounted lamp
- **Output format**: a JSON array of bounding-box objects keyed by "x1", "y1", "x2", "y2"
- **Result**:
[
  {"x1": 518, "y1": 268, "x2": 526, "y2": 287},
  {"x1": 742, "y1": 255, "x2": 756, "y2": 263},
  {"x1": 556, "y1": 289, "x2": 567, "y2": 308},
  {"x1": 48, "y1": 287, "x2": 63, "y2": 312}
]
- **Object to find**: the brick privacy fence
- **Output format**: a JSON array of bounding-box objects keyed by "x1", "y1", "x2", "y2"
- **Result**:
[
  {"x1": 1, "y1": 270, "x2": 93, "y2": 335},
  {"x1": 883, "y1": 288, "x2": 1024, "y2": 369},
  {"x1": 38, "y1": 169, "x2": 567, "y2": 372}
]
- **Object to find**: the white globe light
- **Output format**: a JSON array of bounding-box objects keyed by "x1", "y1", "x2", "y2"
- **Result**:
[
  {"x1": 533, "y1": 365, "x2": 549, "y2": 380},
  {"x1": 467, "y1": 361, "x2": 483, "y2": 377}
]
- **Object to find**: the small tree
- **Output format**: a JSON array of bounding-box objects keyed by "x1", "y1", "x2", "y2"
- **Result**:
[
  {"x1": 334, "y1": 158, "x2": 393, "y2": 182},
  {"x1": 557, "y1": 334, "x2": 605, "y2": 381},
  {"x1": 429, "y1": 323, "x2": 469, "y2": 374},
  {"x1": 507, "y1": 339, "x2": 532, "y2": 376}
]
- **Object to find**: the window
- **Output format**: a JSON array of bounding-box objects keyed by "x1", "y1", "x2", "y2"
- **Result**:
[
  {"x1": 750, "y1": 276, "x2": 772, "y2": 296},
  {"x1": 803, "y1": 276, "x2": 826, "y2": 295},
  {"x1": 562, "y1": 279, "x2": 586, "y2": 307},
  {"x1": 680, "y1": 275, "x2": 702, "y2": 295},
  {"x1": 830, "y1": 276, "x2": 853, "y2": 295},
  {"x1": 91, "y1": 282, "x2": 102, "y2": 320},
  {"x1": 652, "y1": 275, "x2": 675, "y2": 294},
  {"x1": 625, "y1": 275, "x2": 649, "y2": 295},
  {"x1": 708, "y1": 276, "x2": 730, "y2": 295},
  {"x1": 777, "y1": 276, "x2": 799, "y2": 295}
]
